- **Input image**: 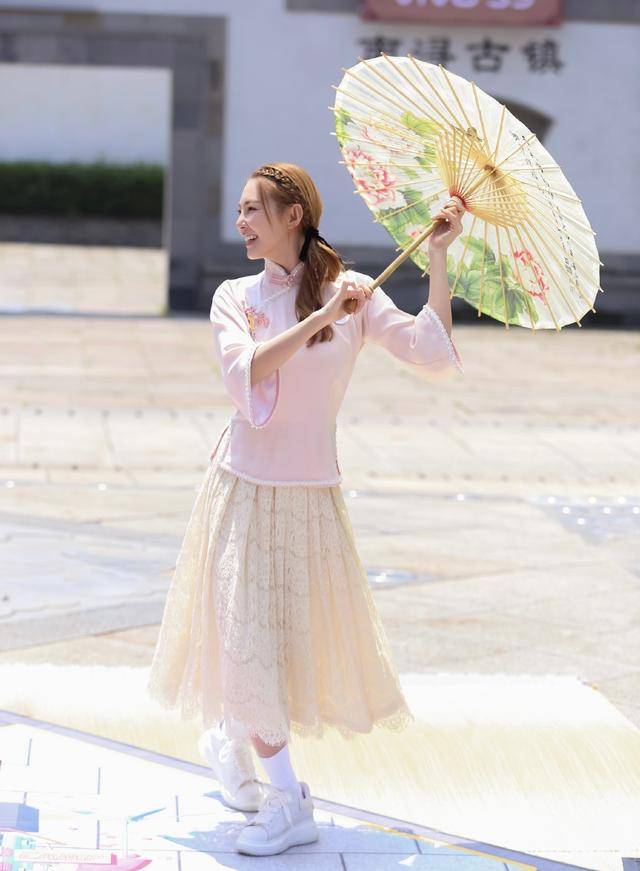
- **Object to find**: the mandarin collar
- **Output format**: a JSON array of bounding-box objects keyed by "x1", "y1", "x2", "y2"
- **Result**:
[{"x1": 263, "y1": 258, "x2": 305, "y2": 289}]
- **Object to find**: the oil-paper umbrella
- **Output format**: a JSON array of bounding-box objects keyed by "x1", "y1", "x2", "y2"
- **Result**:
[{"x1": 330, "y1": 53, "x2": 602, "y2": 330}]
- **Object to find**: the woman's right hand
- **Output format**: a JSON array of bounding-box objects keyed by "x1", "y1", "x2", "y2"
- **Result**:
[{"x1": 320, "y1": 279, "x2": 374, "y2": 326}]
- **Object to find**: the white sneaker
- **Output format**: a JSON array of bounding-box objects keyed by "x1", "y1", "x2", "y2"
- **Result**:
[
  {"x1": 235, "y1": 780, "x2": 319, "y2": 856},
  {"x1": 197, "y1": 719, "x2": 264, "y2": 812}
]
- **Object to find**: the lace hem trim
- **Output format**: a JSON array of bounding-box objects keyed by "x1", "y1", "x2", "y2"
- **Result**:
[
  {"x1": 244, "y1": 342, "x2": 279, "y2": 429},
  {"x1": 146, "y1": 680, "x2": 415, "y2": 747},
  {"x1": 420, "y1": 303, "x2": 464, "y2": 373},
  {"x1": 214, "y1": 457, "x2": 342, "y2": 488},
  {"x1": 244, "y1": 704, "x2": 416, "y2": 747}
]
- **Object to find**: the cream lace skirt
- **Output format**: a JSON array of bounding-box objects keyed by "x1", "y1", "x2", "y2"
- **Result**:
[{"x1": 146, "y1": 458, "x2": 414, "y2": 747}]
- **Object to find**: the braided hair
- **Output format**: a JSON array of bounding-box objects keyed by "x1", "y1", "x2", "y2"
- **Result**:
[{"x1": 250, "y1": 162, "x2": 353, "y2": 348}]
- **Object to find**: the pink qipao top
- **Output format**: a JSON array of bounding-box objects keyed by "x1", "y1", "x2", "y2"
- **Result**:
[{"x1": 209, "y1": 257, "x2": 464, "y2": 487}]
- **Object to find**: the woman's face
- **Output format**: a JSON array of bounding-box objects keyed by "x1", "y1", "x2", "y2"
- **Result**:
[{"x1": 235, "y1": 178, "x2": 301, "y2": 262}]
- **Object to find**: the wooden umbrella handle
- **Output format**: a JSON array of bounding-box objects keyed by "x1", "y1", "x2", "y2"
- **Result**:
[{"x1": 369, "y1": 218, "x2": 439, "y2": 291}]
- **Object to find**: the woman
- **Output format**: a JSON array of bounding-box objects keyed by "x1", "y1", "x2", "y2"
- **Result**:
[{"x1": 146, "y1": 162, "x2": 464, "y2": 857}]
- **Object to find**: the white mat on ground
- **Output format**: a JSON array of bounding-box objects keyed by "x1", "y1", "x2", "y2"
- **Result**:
[{"x1": 0, "y1": 664, "x2": 638, "y2": 871}]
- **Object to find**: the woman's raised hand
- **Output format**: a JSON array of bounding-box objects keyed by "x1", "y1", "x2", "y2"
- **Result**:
[
  {"x1": 320, "y1": 279, "x2": 374, "y2": 325},
  {"x1": 427, "y1": 196, "x2": 465, "y2": 255}
]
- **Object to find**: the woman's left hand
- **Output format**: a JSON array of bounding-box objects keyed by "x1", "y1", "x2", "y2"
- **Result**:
[{"x1": 427, "y1": 196, "x2": 465, "y2": 256}]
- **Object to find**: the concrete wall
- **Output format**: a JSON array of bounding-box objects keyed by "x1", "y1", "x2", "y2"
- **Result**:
[
  {"x1": 0, "y1": 0, "x2": 636, "y2": 319},
  {"x1": 0, "y1": 64, "x2": 170, "y2": 163}
]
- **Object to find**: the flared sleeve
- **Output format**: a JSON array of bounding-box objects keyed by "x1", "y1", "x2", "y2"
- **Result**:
[
  {"x1": 361, "y1": 279, "x2": 464, "y2": 378},
  {"x1": 209, "y1": 279, "x2": 279, "y2": 428}
]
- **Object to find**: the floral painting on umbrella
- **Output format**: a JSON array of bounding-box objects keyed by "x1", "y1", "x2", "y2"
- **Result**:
[{"x1": 332, "y1": 56, "x2": 600, "y2": 330}]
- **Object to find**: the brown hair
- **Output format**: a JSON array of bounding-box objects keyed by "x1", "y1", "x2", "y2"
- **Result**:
[{"x1": 250, "y1": 162, "x2": 353, "y2": 348}]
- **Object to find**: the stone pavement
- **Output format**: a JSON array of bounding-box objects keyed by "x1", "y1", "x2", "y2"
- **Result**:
[
  {"x1": 0, "y1": 308, "x2": 638, "y2": 729},
  {"x1": 0, "y1": 242, "x2": 167, "y2": 315}
]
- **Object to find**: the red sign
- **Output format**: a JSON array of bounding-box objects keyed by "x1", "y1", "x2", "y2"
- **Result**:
[{"x1": 361, "y1": 0, "x2": 562, "y2": 26}]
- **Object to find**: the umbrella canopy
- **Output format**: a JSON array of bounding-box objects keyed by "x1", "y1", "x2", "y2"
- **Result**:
[{"x1": 331, "y1": 54, "x2": 602, "y2": 330}]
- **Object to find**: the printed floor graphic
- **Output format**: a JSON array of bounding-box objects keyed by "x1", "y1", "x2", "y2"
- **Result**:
[{"x1": 0, "y1": 709, "x2": 594, "y2": 871}]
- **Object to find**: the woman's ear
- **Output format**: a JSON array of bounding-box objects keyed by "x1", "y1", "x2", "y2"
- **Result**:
[{"x1": 287, "y1": 202, "x2": 303, "y2": 230}]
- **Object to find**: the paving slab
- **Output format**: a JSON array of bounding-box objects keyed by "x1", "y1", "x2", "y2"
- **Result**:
[{"x1": 0, "y1": 300, "x2": 639, "y2": 730}]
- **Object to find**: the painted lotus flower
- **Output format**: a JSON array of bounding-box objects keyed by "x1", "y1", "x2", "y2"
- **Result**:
[
  {"x1": 513, "y1": 248, "x2": 549, "y2": 300},
  {"x1": 343, "y1": 145, "x2": 407, "y2": 210}
]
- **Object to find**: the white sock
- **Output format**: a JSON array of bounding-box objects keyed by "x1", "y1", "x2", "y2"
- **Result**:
[{"x1": 258, "y1": 743, "x2": 303, "y2": 800}]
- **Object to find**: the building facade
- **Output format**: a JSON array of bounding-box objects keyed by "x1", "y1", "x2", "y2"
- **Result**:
[{"x1": 0, "y1": 0, "x2": 637, "y2": 322}]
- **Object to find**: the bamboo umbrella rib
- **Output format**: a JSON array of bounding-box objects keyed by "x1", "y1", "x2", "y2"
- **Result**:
[
  {"x1": 501, "y1": 224, "x2": 539, "y2": 330},
  {"x1": 456, "y1": 128, "x2": 472, "y2": 195},
  {"x1": 509, "y1": 225, "x2": 563, "y2": 329},
  {"x1": 329, "y1": 129, "x2": 440, "y2": 161},
  {"x1": 523, "y1": 194, "x2": 594, "y2": 235},
  {"x1": 368, "y1": 174, "x2": 451, "y2": 199},
  {"x1": 360, "y1": 56, "x2": 446, "y2": 136},
  {"x1": 338, "y1": 159, "x2": 439, "y2": 171},
  {"x1": 497, "y1": 164, "x2": 562, "y2": 173},
  {"x1": 449, "y1": 125, "x2": 479, "y2": 200},
  {"x1": 477, "y1": 218, "x2": 488, "y2": 314},
  {"x1": 457, "y1": 133, "x2": 487, "y2": 201},
  {"x1": 351, "y1": 132, "x2": 437, "y2": 158},
  {"x1": 328, "y1": 104, "x2": 441, "y2": 146},
  {"x1": 500, "y1": 175, "x2": 582, "y2": 204},
  {"x1": 467, "y1": 183, "x2": 594, "y2": 238},
  {"x1": 346, "y1": 127, "x2": 438, "y2": 159},
  {"x1": 500, "y1": 173, "x2": 601, "y2": 255},
  {"x1": 331, "y1": 132, "x2": 435, "y2": 156},
  {"x1": 462, "y1": 136, "x2": 484, "y2": 199},
  {"x1": 487, "y1": 133, "x2": 539, "y2": 176},
  {"x1": 520, "y1": 208, "x2": 598, "y2": 291},
  {"x1": 494, "y1": 220, "x2": 510, "y2": 328},
  {"x1": 445, "y1": 125, "x2": 465, "y2": 196},
  {"x1": 463, "y1": 185, "x2": 517, "y2": 208},
  {"x1": 515, "y1": 198, "x2": 601, "y2": 268},
  {"x1": 331, "y1": 87, "x2": 431, "y2": 148},
  {"x1": 439, "y1": 65, "x2": 476, "y2": 134},
  {"x1": 514, "y1": 221, "x2": 588, "y2": 320},
  {"x1": 489, "y1": 104, "x2": 507, "y2": 167},
  {"x1": 338, "y1": 157, "x2": 437, "y2": 175},
  {"x1": 457, "y1": 130, "x2": 476, "y2": 196},
  {"x1": 441, "y1": 127, "x2": 458, "y2": 192},
  {"x1": 471, "y1": 81, "x2": 492, "y2": 153},
  {"x1": 526, "y1": 207, "x2": 597, "y2": 280},
  {"x1": 328, "y1": 111, "x2": 445, "y2": 161},
  {"x1": 448, "y1": 133, "x2": 538, "y2": 207},
  {"x1": 440, "y1": 126, "x2": 452, "y2": 186},
  {"x1": 448, "y1": 213, "x2": 480, "y2": 296},
  {"x1": 406, "y1": 53, "x2": 471, "y2": 133},
  {"x1": 526, "y1": 206, "x2": 600, "y2": 270},
  {"x1": 455, "y1": 163, "x2": 498, "y2": 209},
  {"x1": 520, "y1": 218, "x2": 596, "y2": 312},
  {"x1": 378, "y1": 52, "x2": 456, "y2": 131},
  {"x1": 455, "y1": 134, "x2": 477, "y2": 197},
  {"x1": 367, "y1": 187, "x2": 449, "y2": 224},
  {"x1": 521, "y1": 221, "x2": 579, "y2": 323},
  {"x1": 336, "y1": 70, "x2": 436, "y2": 136},
  {"x1": 464, "y1": 188, "x2": 519, "y2": 217},
  {"x1": 328, "y1": 112, "x2": 438, "y2": 148}
]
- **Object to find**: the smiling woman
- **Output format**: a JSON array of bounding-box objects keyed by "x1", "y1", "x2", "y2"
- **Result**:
[{"x1": 146, "y1": 161, "x2": 464, "y2": 858}]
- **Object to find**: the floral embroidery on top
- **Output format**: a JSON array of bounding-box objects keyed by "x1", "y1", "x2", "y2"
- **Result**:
[{"x1": 244, "y1": 305, "x2": 270, "y2": 339}]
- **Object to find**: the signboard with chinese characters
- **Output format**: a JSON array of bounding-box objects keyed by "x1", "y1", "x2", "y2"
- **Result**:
[
  {"x1": 357, "y1": 34, "x2": 564, "y2": 74},
  {"x1": 361, "y1": 0, "x2": 562, "y2": 26}
]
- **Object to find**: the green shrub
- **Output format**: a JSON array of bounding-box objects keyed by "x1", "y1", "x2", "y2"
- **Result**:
[{"x1": 0, "y1": 160, "x2": 164, "y2": 218}]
